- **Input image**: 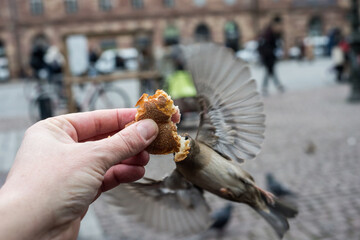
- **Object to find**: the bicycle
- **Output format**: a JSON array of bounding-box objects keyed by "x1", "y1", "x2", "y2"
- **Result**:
[
  {"x1": 73, "y1": 81, "x2": 132, "y2": 112},
  {"x1": 27, "y1": 80, "x2": 132, "y2": 122}
]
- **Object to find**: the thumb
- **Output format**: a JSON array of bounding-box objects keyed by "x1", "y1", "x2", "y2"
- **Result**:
[{"x1": 88, "y1": 119, "x2": 158, "y2": 168}]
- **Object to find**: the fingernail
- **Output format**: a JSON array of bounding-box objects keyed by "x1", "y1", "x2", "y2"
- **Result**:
[{"x1": 136, "y1": 119, "x2": 158, "y2": 141}]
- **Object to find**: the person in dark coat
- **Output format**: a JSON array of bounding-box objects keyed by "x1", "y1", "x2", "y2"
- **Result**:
[
  {"x1": 258, "y1": 16, "x2": 285, "y2": 95},
  {"x1": 30, "y1": 44, "x2": 48, "y2": 79},
  {"x1": 88, "y1": 47, "x2": 99, "y2": 77}
]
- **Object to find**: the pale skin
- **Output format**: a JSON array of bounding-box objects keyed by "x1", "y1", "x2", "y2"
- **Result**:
[{"x1": 0, "y1": 108, "x2": 160, "y2": 240}]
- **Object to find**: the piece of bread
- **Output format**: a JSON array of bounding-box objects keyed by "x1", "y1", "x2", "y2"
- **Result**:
[{"x1": 132, "y1": 90, "x2": 189, "y2": 159}]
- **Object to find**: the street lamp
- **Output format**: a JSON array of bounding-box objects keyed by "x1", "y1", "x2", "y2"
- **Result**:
[{"x1": 348, "y1": 0, "x2": 360, "y2": 102}]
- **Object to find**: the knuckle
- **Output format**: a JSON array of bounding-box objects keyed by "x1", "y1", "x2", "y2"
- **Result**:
[{"x1": 85, "y1": 141, "x2": 112, "y2": 168}]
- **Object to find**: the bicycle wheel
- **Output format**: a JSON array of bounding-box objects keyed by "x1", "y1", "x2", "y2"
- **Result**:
[{"x1": 89, "y1": 86, "x2": 132, "y2": 111}]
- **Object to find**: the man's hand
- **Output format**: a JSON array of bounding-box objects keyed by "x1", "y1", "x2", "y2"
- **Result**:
[{"x1": 0, "y1": 109, "x2": 158, "y2": 240}]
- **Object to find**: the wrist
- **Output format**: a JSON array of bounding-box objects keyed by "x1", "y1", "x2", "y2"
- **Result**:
[{"x1": 0, "y1": 183, "x2": 53, "y2": 240}]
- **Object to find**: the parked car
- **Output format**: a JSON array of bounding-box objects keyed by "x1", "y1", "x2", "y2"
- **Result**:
[
  {"x1": 0, "y1": 57, "x2": 9, "y2": 81},
  {"x1": 95, "y1": 48, "x2": 139, "y2": 74}
]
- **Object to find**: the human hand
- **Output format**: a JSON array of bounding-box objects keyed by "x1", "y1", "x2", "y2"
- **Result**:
[{"x1": 0, "y1": 109, "x2": 158, "y2": 240}]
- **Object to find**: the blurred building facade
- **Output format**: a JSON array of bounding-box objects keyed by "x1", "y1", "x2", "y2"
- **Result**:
[{"x1": 0, "y1": 0, "x2": 351, "y2": 78}]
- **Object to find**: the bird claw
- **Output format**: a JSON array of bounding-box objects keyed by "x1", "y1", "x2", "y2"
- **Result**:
[
  {"x1": 220, "y1": 187, "x2": 236, "y2": 199},
  {"x1": 255, "y1": 185, "x2": 275, "y2": 205}
]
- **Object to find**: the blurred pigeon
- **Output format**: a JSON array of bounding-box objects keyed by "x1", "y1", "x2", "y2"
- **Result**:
[
  {"x1": 305, "y1": 141, "x2": 316, "y2": 155},
  {"x1": 107, "y1": 43, "x2": 298, "y2": 239},
  {"x1": 266, "y1": 173, "x2": 295, "y2": 197},
  {"x1": 210, "y1": 203, "x2": 234, "y2": 233}
]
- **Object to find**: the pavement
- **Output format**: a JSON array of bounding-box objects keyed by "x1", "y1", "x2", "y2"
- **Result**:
[
  {"x1": 92, "y1": 84, "x2": 360, "y2": 240},
  {"x1": 1, "y1": 58, "x2": 360, "y2": 239}
]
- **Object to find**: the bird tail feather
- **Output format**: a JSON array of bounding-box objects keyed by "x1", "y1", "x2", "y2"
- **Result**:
[{"x1": 254, "y1": 198, "x2": 298, "y2": 239}]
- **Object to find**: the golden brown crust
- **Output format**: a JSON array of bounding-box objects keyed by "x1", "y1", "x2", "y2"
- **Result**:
[
  {"x1": 146, "y1": 123, "x2": 181, "y2": 154},
  {"x1": 134, "y1": 90, "x2": 181, "y2": 155}
]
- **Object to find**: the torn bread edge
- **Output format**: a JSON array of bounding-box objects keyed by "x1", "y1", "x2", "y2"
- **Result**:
[
  {"x1": 174, "y1": 136, "x2": 191, "y2": 162},
  {"x1": 135, "y1": 89, "x2": 190, "y2": 162}
]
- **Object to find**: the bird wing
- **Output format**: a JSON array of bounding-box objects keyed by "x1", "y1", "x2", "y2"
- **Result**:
[
  {"x1": 105, "y1": 169, "x2": 212, "y2": 236},
  {"x1": 179, "y1": 43, "x2": 265, "y2": 163}
]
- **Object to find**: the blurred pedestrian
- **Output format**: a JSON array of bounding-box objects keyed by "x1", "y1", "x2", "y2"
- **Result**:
[
  {"x1": 331, "y1": 39, "x2": 346, "y2": 83},
  {"x1": 304, "y1": 43, "x2": 315, "y2": 62},
  {"x1": 44, "y1": 45, "x2": 65, "y2": 99},
  {"x1": 166, "y1": 56, "x2": 198, "y2": 115},
  {"x1": 258, "y1": 16, "x2": 285, "y2": 95},
  {"x1": 295, "y1": 38, "x2": 305, "y2": 62},
  {"x1": 44, "y1": 45, "x2": 64, "y2": 76},
  {"x1": 326, "y1": 28, "x2": 341, "y2": 57},
  {"x1": 88, "y1": 47, "x2": 99, "y2": 77},
  {"x1": 339, "y1": 37, "x2": 350, "y2": 81},
  {"x1": 30, "y1": 43, "x2": 48, "y2": 80},
  {"x1": 115, "y1": 54, "x2": 125, "y2": 70}
]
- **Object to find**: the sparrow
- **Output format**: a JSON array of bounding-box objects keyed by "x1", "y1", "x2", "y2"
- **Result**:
[
  {"x1": 106, "y1": 43, "x2": 298, "y2": 238},
  {"x1": 266, "y1": 173, "x2": 296, "y2": 197}
]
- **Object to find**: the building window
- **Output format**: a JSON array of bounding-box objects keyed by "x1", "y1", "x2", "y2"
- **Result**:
[
  {"x1": 131, "y1": 0, "x2": 144, "y2": 9},
  {"x1": 30, "y1": 0, "x2": 44, "y2": 15},
  {"x1": 163, "y1": 25, "x2": 180, "y2": 46},
  {"x1": 193, "y1": 0, "x2": 206, "y2": 7},
  {"x1": 194, "y1": 23, "x2": 211, "y2": 42},
  {"x1": 292, "y1": 0, "x2": 336, "y2": 7},
  {"x1": 224, "y1": 0, "x2": 236, "y2": 5},
  {"x1": 163, "y1": 0, "x2": 175, "y2": 8},
  {"x1": 308, "y1": 16, "x2": 322, "y2": 36},
  {"x1": 64, "y1": 0, "x2": 78, "y2": 14},
  {"x1": 99, "y1": 0, "x2": 112, "y2": 11},
  {"x1": 100, "y1": 39, "x2": 117, "y2": 50}
]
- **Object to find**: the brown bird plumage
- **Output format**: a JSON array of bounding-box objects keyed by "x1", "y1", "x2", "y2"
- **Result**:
[{"x1": 106, "y1": 43, "x2": 298, "y2": 238}]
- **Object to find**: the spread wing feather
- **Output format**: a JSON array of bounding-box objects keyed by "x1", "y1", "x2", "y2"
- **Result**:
[
  {"x1": 105, "y1": 170, "x2": 211, "y2": 236},
  {"x1": 180, "y1": 43, "x2": 265, "y2": 163}
]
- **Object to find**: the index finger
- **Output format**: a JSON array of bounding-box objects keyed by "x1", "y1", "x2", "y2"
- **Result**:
[{"x1": 62, "y1": 108, "x2": 137, "y2": 142}]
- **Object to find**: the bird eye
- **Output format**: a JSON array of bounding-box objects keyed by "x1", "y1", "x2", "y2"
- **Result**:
[{"x1": 184, "y1": 135, "x2": 189, "y2": 140}]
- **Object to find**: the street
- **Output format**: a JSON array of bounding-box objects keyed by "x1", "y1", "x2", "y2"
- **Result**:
[{"x1": 1, "y1": 58, "x2": 360, "y2": 240}]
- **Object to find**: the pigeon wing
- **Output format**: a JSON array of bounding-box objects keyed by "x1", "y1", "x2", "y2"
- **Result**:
[
  {"x1": 180, "y1": 43, "x2": 265, "y2": 163},
  {"x1": 105, "y1": 170, "x2": 211, "y2": 236}
]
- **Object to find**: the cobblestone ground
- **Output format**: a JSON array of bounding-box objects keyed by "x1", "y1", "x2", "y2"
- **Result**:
[{"x1": 93, "y1": 85, "x2": 360, "y2": 240}]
